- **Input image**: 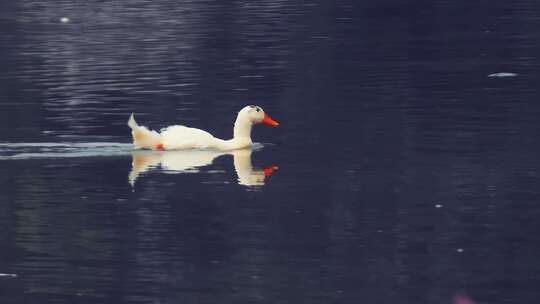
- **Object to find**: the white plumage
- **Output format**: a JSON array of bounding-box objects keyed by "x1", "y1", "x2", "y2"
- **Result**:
[
  {"x1": 160, "y1": 125, "x2": 218, "y2": 150},
  {"x1": 128, "y1": 105, "x2": 279, "y2": 151}
]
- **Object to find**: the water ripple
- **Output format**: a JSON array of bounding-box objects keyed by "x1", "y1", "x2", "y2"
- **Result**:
[{"x1": 0, "y1": 142, "x2": 133, "y2": 159}]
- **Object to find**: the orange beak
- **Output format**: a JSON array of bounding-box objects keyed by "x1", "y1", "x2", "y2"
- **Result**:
[
  {"x1": 263, "y1": 165, "x2": 279, "y2": 177},
  {"x1": 262, "y1": 114, "x2": 279, "y2": 127}
]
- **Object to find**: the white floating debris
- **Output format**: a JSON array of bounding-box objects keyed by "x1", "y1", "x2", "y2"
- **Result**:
[
  {"x1": 457, "y1": 248, "x2": 464, "y2": 253},
  {"x1": 0, "y1": 273, "x2": 18, "y2": 277},
  {"x1": 488, "y1": 72, "x2": 518, "y2": 78},
  {"x1": 60, "y1": 17, "x2": 70, "y2": 23},
  {"x1": 435, "y1": 204, "x2": 443, "y2": 208}
]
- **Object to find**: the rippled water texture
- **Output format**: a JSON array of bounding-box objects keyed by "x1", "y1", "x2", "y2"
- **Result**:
[{"x1": 1, "y1": 1, "x2": 540, "y2": 303}]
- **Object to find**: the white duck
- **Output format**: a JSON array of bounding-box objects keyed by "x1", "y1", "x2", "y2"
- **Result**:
[{"x1": 128, "y1": 105, "x2": 279, "y2": 151}]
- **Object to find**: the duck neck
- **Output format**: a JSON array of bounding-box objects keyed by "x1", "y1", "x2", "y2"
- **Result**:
[{"x1": 233, "y1": 116, "x2": 253, "y2": 140}]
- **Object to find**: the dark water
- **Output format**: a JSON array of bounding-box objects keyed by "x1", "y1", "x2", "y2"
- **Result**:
[{"x1": 1, "y1": 0, "x2": 540, "y2": 303}]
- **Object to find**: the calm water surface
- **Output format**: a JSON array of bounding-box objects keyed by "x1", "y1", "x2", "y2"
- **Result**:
[{"x1": 1, "y1": 1, "x2": 540, "y2": 303}]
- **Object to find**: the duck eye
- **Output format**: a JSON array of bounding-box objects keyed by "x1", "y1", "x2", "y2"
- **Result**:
[{"x1": 256, "y1": 107, "x2": 260, "y2": 112}]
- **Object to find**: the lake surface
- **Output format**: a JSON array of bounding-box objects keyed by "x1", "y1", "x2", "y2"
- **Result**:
[{"x1": 1, "y1": 1, "x2": 540, "y2": 303}]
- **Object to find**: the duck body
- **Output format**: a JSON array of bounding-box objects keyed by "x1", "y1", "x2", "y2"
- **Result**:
[
  {"x1": 159, "y1": 125, "x2": 251, "y2": 150},
  {"x1": 128, "y1": 105, "x2": 278, "y2": 151}
]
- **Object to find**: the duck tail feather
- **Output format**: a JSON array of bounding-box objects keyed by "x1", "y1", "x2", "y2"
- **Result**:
[{"x1": 128, "y1": 113, "x2": 138, "y2": 129}]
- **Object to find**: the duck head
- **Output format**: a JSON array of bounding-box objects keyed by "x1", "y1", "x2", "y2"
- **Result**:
[
  {"x1": 233, "y1": 105, "x2": 279, "y2": 141},
  {"x1": 239, "y1": 105, "x2": 279, "y2": 127}
]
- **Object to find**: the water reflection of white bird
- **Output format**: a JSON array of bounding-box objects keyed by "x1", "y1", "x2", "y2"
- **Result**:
[
  {"x1": 129, "y1": 149, "x2": 278, "y2": 187},
  {"x1": 128, "y1": 105, "x2": 279, "y2": 151}
]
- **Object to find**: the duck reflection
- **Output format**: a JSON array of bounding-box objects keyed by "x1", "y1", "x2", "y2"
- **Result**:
[{"x1": 129, "y1": 149, "x2": 278, "y2": 187}]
